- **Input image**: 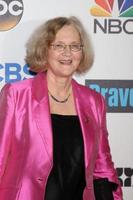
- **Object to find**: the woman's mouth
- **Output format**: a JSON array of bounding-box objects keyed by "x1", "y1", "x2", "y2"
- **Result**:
[{"x1": 59, "y1": 59, "x2": 72, "y2": 65}]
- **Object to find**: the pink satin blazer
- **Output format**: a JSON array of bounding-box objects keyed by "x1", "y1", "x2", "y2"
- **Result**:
[{"x1": 0, "y1": 72, "x2": 122, "y2": 200}]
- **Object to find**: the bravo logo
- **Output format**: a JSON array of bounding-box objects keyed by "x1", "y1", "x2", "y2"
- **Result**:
[
  {"x1": 85, "y1": 79, "x2": 133, "y2": 113},
  {"x1": 90, "y1": 0, "x2": 133, "y2": 34},
  {"x1": 0, "y1": 0, "x2": 24, "y2": 31}
]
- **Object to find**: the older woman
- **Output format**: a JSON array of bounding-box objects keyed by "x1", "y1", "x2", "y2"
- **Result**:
[{"x1": 0, "y1": 16, "x2": 122, "y2": 200}]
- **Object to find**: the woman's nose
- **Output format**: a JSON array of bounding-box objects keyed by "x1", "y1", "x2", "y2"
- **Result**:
[{"x1": 62, "y1": 46, "x2": 72, "y2": 55}]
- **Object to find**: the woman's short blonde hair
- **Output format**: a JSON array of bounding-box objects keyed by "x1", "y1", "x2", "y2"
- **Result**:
[{"x1": 25, "y1": 16, "x2": 94, "y2": 74}]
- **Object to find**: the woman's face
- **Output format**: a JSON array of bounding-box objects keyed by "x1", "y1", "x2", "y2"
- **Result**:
[{"x1": 47, "y1": 25, "x2": 83, "y2": 78}]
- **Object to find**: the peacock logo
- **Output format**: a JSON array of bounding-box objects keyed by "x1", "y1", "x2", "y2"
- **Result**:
[{"x1": 90, "y1": 0, "x2": 133, "y2": 17}]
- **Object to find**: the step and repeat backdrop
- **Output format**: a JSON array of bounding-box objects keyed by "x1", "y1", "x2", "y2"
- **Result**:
[{"x1": 0, "y1": 0, "x2": 133, "y2": 199}]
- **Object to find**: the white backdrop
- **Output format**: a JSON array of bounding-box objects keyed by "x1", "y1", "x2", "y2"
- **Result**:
[{"x1": 0, "y1": 0, "x2": 133, "y2": 199}]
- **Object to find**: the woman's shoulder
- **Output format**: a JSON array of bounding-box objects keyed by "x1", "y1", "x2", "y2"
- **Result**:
[
  {"x1": 74, "y1": 80, "x2": 106, "y2": 116},
  {"x1": 73, "y1": 79, "x2": 104, "y2": 101},
  {"x1": 1, "y1": 76, "x2": 35, "y2": 95},
  {"x1": 0, "y1": 72, "x2": 47, "y2": 102}
]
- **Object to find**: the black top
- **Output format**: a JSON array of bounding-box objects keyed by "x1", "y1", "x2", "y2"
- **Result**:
[{"x1": 44, "y1": 114, "x2": 86, "y2": 200}]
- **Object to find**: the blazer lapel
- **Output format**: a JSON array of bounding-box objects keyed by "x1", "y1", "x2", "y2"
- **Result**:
[
  {"x1": 32, "y1": 72, "x2": 53, "y2": 164},
  {"x1": 72, "y1": 80, "x2": 98, "y2": 169}
]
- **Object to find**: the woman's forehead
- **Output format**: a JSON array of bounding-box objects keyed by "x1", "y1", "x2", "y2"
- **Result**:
[{"x1": 54, "y1": 25, "x2": 81, "y2": 42}]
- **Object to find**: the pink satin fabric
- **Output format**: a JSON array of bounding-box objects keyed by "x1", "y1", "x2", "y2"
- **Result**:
[{"x1": 0, "y1": 72, "x2": 122, "y2": 200}]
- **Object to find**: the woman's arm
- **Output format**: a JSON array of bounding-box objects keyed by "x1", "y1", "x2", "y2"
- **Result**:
[
  {"x1": 93, "y1": 95, "x2": 123, "y2": 200},
  {"x1": 0, "y1": 84, "x2": 15, "y2": 184}
]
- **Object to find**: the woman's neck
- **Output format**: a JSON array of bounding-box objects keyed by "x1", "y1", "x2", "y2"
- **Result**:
[
  {"x1": 46, "y1": 71, "x2": 72, "y2": 97},
  {"x1": 46, "y1": 71, "x2": 76, "y2": 115},
  {"x1": 47, "y1": 72, "x2": 72, "y2": 92}
]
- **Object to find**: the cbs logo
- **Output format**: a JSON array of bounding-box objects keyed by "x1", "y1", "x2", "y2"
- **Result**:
[{"x1": 0, "y1": 0, "x2": 24, "y2": 31}]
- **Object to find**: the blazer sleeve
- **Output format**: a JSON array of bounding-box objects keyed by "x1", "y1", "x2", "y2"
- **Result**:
[
  {"x1": 0, "y1": 84, "x2": 15, "y2": 184},
  {"x1": 93, "y1": 95, "x2": 123, "y2": 200}
]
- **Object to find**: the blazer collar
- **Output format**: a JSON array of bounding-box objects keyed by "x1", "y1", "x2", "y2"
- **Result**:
[
  {"x1": 32, "y1": 72, "x2": 48, "y2": 103},
  {"x1": 32, "y1": 72, "x2": 96, "y2": 125},
  {"x1": 32, "y1": 72, "x2": 97, "y2": 169},
  {"x1": 72, "y1": 79, "x2": 97, "y2": 122}
]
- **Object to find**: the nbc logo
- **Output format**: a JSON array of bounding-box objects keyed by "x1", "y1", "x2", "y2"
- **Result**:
[
  {"x1": 90, "y1": 0, "x2": 133, "y2": 34},
  {"x1": 90, "y1": 0, "x2": 133, "y2": 17}
]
